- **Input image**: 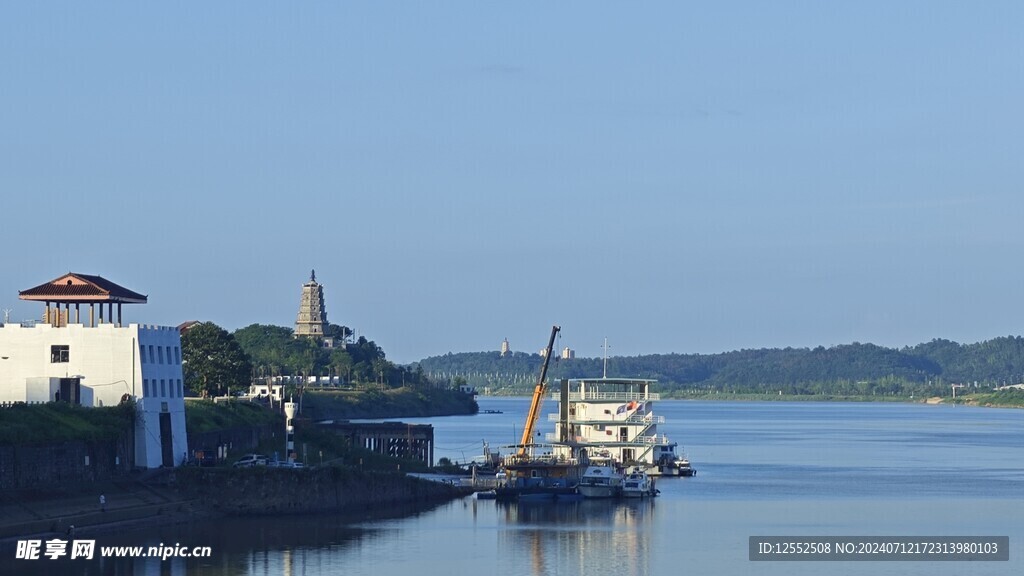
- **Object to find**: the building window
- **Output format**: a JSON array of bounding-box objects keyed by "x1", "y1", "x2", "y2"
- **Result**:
[
  {"x1": 149, "y1": 345, "x2": 155, "y2": 364},
  {"x1": 166, "y1": 346, "x2": 172, "y2": 366},
  {"x1": 158, "y1": 347, "x2": 164, "y2": 364},
  {"x1": 177, "y1": 379, "x2": 183, "y2": 397},
  {"x1": 50, "y1": 345, "x2": 69, "y2": 363},
  {"x1": 174, "y1": 346, "x2": 181, "y2": 364},
  {"x1": 140, "y1": 345, "x2": 147, "y2": 363},
  {"x1": 143, "y1": 379, "x2": 149, "y2": 396},
  {"x1": 160, "y1": 379, "x2": 166, "y2": 397}
]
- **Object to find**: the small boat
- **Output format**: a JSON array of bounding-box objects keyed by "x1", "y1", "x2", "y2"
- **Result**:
[
  {"x1": 622, "y1": 469, "x2": 658, "y2": 498},
  {"x1": 577, "y1": 461, "x2": 624, "y2": 499},
  {"x1": 493, "y1": 451, "x2": 583, "y2": 502}
]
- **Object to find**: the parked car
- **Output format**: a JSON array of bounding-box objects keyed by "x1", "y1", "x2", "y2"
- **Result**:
[{"x1": 233, "y1": 454, "x2": 268, "y2": 468}]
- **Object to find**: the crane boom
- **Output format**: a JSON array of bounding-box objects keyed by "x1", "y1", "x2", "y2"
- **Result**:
[{"x1": 517, "y1": 325, "x2": 560, "y2": 456}]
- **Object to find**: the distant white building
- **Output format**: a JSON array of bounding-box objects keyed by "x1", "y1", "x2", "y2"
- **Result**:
[
  {"x1": 248, "y1": 381, "x2": 285, "y2": 402},
  {"x1": 561, "y1": 347, "x2": 575, "y2": 359},
  {"x1": 500, "y1": 338, "x2": 510, "y2": 357},
  {"x1": 0, "y1": 273, "x2": 188, "y2": 469}
]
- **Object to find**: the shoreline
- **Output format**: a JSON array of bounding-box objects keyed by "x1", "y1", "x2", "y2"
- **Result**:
[
  {"x1": 476, "y1": 393, "x2": 1023, "y2": 409},
  {"x1": 0, "y1": 468, "x2": 471, "y2": 543}
]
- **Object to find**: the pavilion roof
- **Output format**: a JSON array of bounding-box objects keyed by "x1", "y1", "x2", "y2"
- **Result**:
[{"x1": 19, "y1": 273, "x2": 148, "y2": 304}]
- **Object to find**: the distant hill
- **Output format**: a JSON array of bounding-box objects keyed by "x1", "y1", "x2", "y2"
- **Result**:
[{"x1": 411, "y1": 336, "x2": 1024, "y2": 397}]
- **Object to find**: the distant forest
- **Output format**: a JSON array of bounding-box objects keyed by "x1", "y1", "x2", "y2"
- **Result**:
[{"x1": 412, "y1": 337, "x2": 1024, "y2": 397}]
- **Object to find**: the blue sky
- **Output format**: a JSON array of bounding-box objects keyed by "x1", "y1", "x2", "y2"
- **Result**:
[{"x1": 2, "y1": 3, "x2": 1022, "y2": 363}]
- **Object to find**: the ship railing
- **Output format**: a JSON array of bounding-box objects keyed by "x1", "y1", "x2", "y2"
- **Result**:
[
  {"x1": 545, "y1": 432, "x2": 674, "y2": 445},
  {"x1": 547, "y1": 413, "x2": 665, "y2": 424},
  {"x1": 552, "y1": 391, "x2": 660, "y2": 402},
  {"x1": 460, "y1": 476, "x2": 499, "y2": 489},
  {"x1": 501, "y1": 452, "x2": 580, "y2": 467}
]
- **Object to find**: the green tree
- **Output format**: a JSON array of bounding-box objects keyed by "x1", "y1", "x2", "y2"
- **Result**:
[
  {"x1": 330, "y1": 348, "x2": 354, "y2": 384},
  {"x1": 181, "y1": 322, "x2": 253, "y2": 397}
]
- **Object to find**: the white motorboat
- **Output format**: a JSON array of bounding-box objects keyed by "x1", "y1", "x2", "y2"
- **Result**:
[
  {"x1": 577, "y1": 461, "x2": 624, "y2": 499},
  {"x1": 622, "y1": 469, "x2": 658, "y2": 498}
]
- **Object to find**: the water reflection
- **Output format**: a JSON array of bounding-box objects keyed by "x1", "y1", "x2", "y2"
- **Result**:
[
  {"x1": 0, "y1": 504, "x2": 436, "y2": 576},
  {"x1": 497, "y1": 500, "x2": 654, "y2": 576}
]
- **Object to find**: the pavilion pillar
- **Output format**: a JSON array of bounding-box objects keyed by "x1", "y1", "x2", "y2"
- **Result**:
[
  {"x1": 44, "y1": 301, "x2": 50, "y2": 325},
  {"x1": 75, "y1": 304, "x2": 80, "y2": 324},
  {"x1": 89, "y1": 304, "x2": 95, "y2": 327},
  {"x1": 117, "y1": 303, "x2": 122, "y2": 327},
  {"x1": 99, "y1": 303, "x2": 104, "y2": 324}
]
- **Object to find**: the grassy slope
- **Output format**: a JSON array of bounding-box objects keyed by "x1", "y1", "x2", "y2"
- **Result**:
[
  {"x1": 185, "y1": 399, "x2": 283, "y2": 433},
  {"x1": 948, "y1": 389, "x2": 1024, "y2": 408},
  {"x1": 0, "y1": 401, "x2": 135, "y2": 445},
  {"x1": 299, "y1": 387, "x2": 478, "y2": 420}
]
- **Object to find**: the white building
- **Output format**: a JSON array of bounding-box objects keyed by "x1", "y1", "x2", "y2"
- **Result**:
[
  {"x1": 0, "y1": 273, "x2": 188, "y2": 468},
  {"x1": 546, "y1": 378, "x2": 691, "y2": 476}
]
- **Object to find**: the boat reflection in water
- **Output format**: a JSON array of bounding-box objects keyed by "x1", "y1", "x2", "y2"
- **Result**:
[{"x1": 495, "y1": 499, "x2": 654, "y2": 576}]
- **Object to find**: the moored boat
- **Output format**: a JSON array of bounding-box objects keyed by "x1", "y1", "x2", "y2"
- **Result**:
[
  {"x1": 577, "y1": 460, "x2": 624, "y2": 499},
  {"x1": 493, "y1": 451, "x2": 583, "y2": 502},
  {"x1": 622, "y1": 468, "x2": 658, "y2": 498},
  {"x1": 547, "y1": 377, "x2": 697, "y2": 477}
]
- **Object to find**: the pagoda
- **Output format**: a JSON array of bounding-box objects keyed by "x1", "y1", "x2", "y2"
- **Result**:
[{"x1": 294, "y1": 269, "x2": 329, "y2": 339}]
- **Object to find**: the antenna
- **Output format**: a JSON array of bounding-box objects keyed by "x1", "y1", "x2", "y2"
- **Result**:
[{"x1": 602, "y1": 337, "x2": 611, "y2": 378}]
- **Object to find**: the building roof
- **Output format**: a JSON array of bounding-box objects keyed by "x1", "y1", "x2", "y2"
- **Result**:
[{"x1": 19, "y1": 273, "x2": 148, "y2": 304}]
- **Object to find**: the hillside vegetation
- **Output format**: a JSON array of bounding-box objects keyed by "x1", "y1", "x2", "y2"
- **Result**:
[
  {"x1": 0, "y1": 401, "x2": 135, "y2": 445},
  {"x1": 414, "y1": 336, "x2": 1024, "y2": 399},
  {"x1": 300, "y1": 387, "x2": 478, "y2": 421}
]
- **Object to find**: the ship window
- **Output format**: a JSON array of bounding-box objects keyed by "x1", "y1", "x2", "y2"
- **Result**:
[{"x1": 50, "y1": 345, "x2": 69, "y2": 363}]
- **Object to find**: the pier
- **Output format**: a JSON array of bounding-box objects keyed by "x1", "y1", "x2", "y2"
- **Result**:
[{"x1": 322, "y1": 421, "x2": 434, "y2": 466}]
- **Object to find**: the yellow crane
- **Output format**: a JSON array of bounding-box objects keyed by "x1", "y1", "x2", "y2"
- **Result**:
[{"x1": 517, "y1": 325, "x2": 560, "y2": 457}]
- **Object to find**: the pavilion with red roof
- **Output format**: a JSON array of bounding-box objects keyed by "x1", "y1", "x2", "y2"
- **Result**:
[{"x1": 18, "y1": 272, "x2": 148, "y2": 328}]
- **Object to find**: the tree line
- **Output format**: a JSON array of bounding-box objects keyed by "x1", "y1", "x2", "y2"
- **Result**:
[
  {"x1": 413, "y1": 336, "x2": 1024, "y2": 397},
  {"x1": 180, "y1": 322, "x2": 432, "y2": 397}
]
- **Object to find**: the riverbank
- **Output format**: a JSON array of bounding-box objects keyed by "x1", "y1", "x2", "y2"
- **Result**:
[
  {"x1": 479, "y1": 390, "x2": 1024, "y2": 408},
  {"x1": 0, "y1": 467, "x2": 470, "y2": 541},
  {"x1": 301, "y1": 387, "x2": 478, "y2": 420}
]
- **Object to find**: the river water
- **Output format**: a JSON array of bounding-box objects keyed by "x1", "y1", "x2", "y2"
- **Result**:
[{"x1": 7, "y1": 398, "x2": 1024, "y2": 575}]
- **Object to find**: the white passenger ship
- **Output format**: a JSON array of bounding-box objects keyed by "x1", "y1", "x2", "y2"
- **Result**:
[{"x1": 546, "y1": 378, "x2": 695, "y2": 477}]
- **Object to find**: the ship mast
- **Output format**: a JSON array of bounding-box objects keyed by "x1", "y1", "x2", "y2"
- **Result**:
[{"x1": 602, "y1": 337, "x2": 611, "y2": 378}]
